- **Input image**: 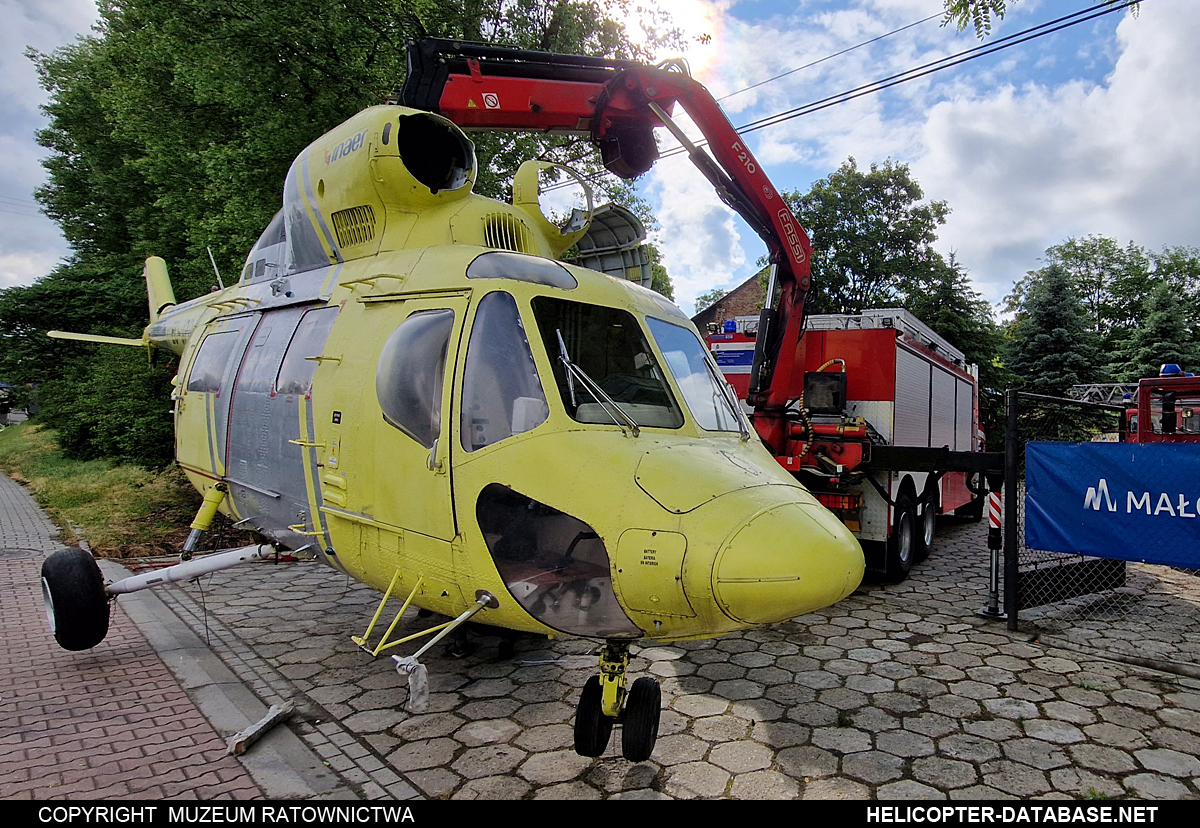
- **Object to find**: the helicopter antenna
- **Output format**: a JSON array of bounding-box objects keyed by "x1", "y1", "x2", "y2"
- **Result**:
[{"x1": 207, "y1": 247, "x2": 226, "y2": 290}]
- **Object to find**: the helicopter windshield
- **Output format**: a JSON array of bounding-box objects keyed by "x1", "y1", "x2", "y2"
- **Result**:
[
  {"x1": 645, "y1": 318, "x2": 743, "y2": 432},
  {"x1": 531, "y1": 297, "x2": 683, "y2": 429}
]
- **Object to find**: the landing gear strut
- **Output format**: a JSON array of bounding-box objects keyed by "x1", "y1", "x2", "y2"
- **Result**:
[{"x1": 573, "y1": 640, "x2": 660, "y2": 761}]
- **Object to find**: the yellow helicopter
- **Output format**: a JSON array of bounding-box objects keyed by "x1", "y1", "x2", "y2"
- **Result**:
[{"x1": 40, "y1": 41, "x2": 864, "y2": 762}]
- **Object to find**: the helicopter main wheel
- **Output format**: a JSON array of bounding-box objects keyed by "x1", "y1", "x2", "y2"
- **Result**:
[
  {"x1": 573, "y1": 675, "x2": 613, "y2": 757},
  {"x1": 41, "y1": 547, "x2": 110, "y2": 651},
  {"x1": 621, "y1": 676, "x2": 661, "y2": 762}
]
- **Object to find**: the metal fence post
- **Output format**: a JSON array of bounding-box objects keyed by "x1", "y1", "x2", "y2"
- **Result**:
[{"x1": 1004, "y1": 388, "x2": 1019, "y2": 630}]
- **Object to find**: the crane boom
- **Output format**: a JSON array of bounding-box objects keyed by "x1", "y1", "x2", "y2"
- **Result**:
[{"x1": 399, "y1": 39, "x2": 811, "y2": 445}]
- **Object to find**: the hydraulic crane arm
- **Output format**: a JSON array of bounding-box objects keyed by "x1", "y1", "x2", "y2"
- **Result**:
[{"x1": 399, "y1": 39, "x2": 811, "y2": 428}]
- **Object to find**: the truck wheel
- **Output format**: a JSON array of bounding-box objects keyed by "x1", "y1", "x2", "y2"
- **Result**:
[
  {"x1": 41, "y1": 548, "x2": 110, "y2": 651},
  {"x1": 884, "y1": 494, "x2": 917, "y2": 583},
  {"x1": 916, "y1": 485, "x2": 938, "y2": 563}
]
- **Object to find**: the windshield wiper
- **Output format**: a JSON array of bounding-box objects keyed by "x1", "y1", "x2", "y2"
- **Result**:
[
  {"x1": 704, "y1": 355, "x2": 753, "y2": 441},
  {"x1": 556, "y1": 329, "x2": 640, "y2": 437}
]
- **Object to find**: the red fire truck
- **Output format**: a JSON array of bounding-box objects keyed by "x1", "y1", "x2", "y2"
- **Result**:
[
  {"x1": 1125, "y1": 366, "x2": 1200, "y2": 443},
  {"x1": 708, "y1": 310, "x2": 987, "y2": 581}
]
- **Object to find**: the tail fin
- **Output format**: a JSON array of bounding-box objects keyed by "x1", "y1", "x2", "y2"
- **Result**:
[
  {"x1": 48, "y1": 256, "x2": 175, "y2": 349},
  {"x1": 145, "y1": 256, "x2": 176, "y2": 324}
]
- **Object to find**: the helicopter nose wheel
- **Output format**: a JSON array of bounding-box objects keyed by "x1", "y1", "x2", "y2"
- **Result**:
[{"x1": 572, "y1": 641, "x2": 661, "y2": 761}]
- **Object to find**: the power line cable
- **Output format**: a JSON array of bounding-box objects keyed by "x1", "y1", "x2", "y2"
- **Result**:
[
  {"x1": 726, "y1": 0, "x2": 1140, "y2": 139},
  {"x1": 548, "y1": 10, "x2": 945, "y2": 169},
  {"x1": 717, "y1": 12, "x2": 943, "y2": 102},
  {"x1": 545, "y1": 0, "x2": 1139, "y2": 192}
]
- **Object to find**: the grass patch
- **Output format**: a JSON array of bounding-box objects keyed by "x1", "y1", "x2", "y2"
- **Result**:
[{"x1": 0, "y1": 422, "x2": 215, "y2": 558}]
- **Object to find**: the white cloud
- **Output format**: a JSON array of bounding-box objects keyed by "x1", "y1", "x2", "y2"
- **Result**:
[
  {"x1": 633, "y1": 0, "x2": 1197, "y2": 316},
  {"x1": 915, "y1": 0, "x2": 1200, "y2": 304},
  {"x1": 0, "y1": 0, "x2": 99, "y2": 289},
  {"x1": 644, "y1": 150, "x2": 747, "y2": 311}
]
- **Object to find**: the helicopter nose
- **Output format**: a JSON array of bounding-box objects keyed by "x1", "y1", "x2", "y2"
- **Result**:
[{"x1": 712, "y1": 500, "x2": 864, "y2": 626}]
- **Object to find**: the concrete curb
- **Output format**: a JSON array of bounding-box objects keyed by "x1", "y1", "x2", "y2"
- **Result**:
[{"x1": 99, "y1": 559, "x2": 355, "y2": 800}]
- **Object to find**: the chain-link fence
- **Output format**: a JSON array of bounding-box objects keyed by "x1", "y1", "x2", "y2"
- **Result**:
[{"x1": 1004, "y1": 390, "x2": 1200, "y2": 673}]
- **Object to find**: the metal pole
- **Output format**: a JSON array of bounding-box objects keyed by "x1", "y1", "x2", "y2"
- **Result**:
[
  {"x1": 977, "y1": 482, "x2": 1006, "y2": 620},
  {"x1": 1004, "y1": 389, "x2": 1020, "y2": 630},
  {"x1": 106, "y1": 544, "x2": 274, "y2": 595}
]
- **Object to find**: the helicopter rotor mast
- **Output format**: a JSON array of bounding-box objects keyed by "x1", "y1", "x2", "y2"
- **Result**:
[{"x1": 398, "y1": 39, "x2": 811, "y2": 452}]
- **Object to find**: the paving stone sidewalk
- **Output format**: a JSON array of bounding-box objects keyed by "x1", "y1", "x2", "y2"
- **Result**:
[{"x1": 0, "y1": 474, "x2": 261, "y2": 800}]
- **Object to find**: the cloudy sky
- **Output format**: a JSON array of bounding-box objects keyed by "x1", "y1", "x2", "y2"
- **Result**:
[{"x1": 2, "y1": 0, "x2": 1197, "y2": 317}]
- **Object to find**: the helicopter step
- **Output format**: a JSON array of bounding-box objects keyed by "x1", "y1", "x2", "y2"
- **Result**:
[{"x1": 574, "y1": 641, "x2": 661, "y2": 762}]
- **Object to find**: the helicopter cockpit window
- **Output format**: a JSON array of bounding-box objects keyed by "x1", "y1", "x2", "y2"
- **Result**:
[
  {"x1": 646, "y1": 318, "x2": 742, "y2": 432},
  {"x1": 476, "y1": 484, "x2": 640, "y2": 638},
  {"x1": 466, "y1": 251, "x2": 577, "y2": 290},
  {"x1": 531, "y1": 297, "x2": 683, "y2": 429},
  {"x1": 186, "y1": 331, "x2": 240, "y2": 394},
  {"x1": 276, "y1": 306, "x2": 340, "y2": 396},
  {"x1": 243, "y1": 211, "x2": 286, "y2": 284},
  {"x1": 376, "y1": 309, "x2": 454, "y2": 449},
  {"x1": 461, "y1": 292, "x2": 548, "y2": 452}
]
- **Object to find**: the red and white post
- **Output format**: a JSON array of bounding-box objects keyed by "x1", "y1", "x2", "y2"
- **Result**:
[{"x1": 979, "y1": 489, "x2": 1007, "y2": 619}]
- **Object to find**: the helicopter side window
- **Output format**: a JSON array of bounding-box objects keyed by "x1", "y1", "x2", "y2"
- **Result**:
[
  {"x1": 276, "y1": 306, "x2": 340, "y2": 396},
  {"x1": 466, "y1": 251, "x2": 577, "y2": 290},
  {"x1": 461, "y1": 292, "x2": 548, "y2": 452},
  {"x1": 531, "y1": 297, "x2": 683, "y2": 429},
  {"x1": 186, "y1": 331, "x2": 240, "y2": 394},
  {"x1": 376, "y1": 308, "x2": 454, "y2": 449},
  {"x1": 476, "y1": 484, "x2": 640, "y2": 638}
]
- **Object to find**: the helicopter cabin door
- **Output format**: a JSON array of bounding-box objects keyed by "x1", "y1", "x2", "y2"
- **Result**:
[
  {"x1": 368, "y1": 293, "x2": 469, "y2": 547},
  {"x1": 176, "y1": 314, "x2": 256, "y2": 483},
  {"x1": 223, "y1": 305, "x2": 323, "y2": 547}
]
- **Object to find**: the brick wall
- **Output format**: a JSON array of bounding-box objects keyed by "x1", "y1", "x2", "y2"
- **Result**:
[{"x1": 691, "y1": 273, "x2": 765, "y2": 330}]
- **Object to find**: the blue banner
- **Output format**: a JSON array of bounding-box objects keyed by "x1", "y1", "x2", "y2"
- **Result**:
[{"x1": 1025, "y1": 442, "x2": 1200, "y2": 568}]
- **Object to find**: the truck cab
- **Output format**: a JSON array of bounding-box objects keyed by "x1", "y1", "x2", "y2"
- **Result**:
[{"x1": 1125, "y1": 366, "x2": 1200, "y2": 443}]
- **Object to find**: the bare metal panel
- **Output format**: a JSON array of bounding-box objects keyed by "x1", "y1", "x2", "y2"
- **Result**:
[
  {"x1": 893, "y1": 347, "x2": 931, "y2": 447},
  {"x1": 226, "y1": 306, "x2": 313, "y2": 545},
  {"x1": 930, "y1": 367, "x2": 957, "y2": 449},
  {"x1": 847, "y1": 401, "x2": 894, "y2": 445},
  {"x1": 956, "y1": 378, "x2": 973, "y2": 450}
]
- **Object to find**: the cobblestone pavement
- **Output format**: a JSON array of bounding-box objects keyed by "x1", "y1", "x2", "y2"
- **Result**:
[
  {"x1": 7, "y1": 463, "x2": 1200, "y2": 800},
  {"x1": 149, "y1": 516, "x2": 1200, "y2": 801},
  {"x1": 0, "y1": 475, "x2": 262, "y2": 800}
]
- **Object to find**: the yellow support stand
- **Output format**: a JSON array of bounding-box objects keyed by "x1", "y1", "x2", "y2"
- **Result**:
[
  {"x1": 352, "y1": 573, "x2": 426, "y2": 657},
  {"x1": 181, "y1": 483, "x2": 227, "y2": 561},
  {"x1": 599, "y1": 642, "x2": 630, "y2": 718}
]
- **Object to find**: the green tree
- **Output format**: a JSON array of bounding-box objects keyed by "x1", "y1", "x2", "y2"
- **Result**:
[
  {"x1": 784, "y1": 158, "x2": 949, "y2": 314},
  {"x1": 1151, "y1": 245, "x2": 1200, "y2": 350},
  {"x1": 943, "y1": 1, "x2": 1137, "y2": 39},
  {"x1": 1005, "y1": 264, "x2": 1101, "y2": 397},
  {"x1": 694, "y1": 288, "x2": 727, "y2": 312},
  {"x1": 8, "y1": 0, "x2": 673, "y2": 465},
  {"x1": 1006, "y1": 236, "x2": 1152, "y2": 356},
  {"x1": 1110, "y1": 281, "x2": 1197, "y2": 381}
]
